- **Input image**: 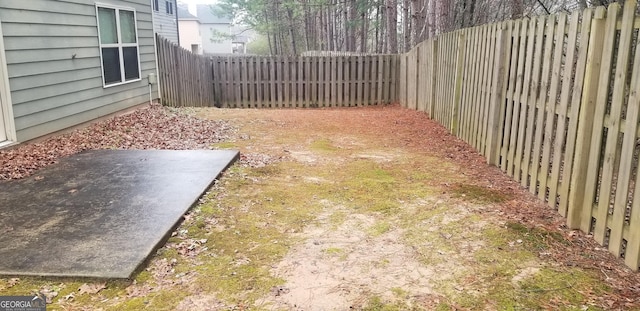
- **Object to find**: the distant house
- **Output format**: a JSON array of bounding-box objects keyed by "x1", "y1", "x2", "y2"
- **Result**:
[
  {"x1": 231, "y1": 26, "x2": 250, "y2": 54},
  {"x1": 0, "y1": 1, "x2": 159, "y2": 146},
  {"x1": 177, "y1": 6, "x2": 202, "y2": 54},
  {"x1": 152, "y1": 0, "x2": 179, "y2": 44},
  {"x1": 195, "y1": 5, "x2": 233, "y2": 54}
]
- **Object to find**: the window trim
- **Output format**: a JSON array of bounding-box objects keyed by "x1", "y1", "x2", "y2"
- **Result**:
[
  {"x1": 166, "y1": 1, "x2": 174, "y2": 15},
  {"x1": 153, "y1": 0, "x2": 159, "y2": 12},
  {"x1": 95, "y1": 3, "x2": 142, "y2": 88}
]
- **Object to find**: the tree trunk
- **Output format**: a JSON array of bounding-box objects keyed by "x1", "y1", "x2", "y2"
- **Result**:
[
  {"x1": 402, "y1": 0, "x2": 410, "y2": 52},
  {"x1": 511, "y1": 0, "x2": 523, "y2": 19},
  {"x1": 287, "y1": 7, "x2": 298, "y2": 55},
  {"x1": 348, "y1": 0, "x2": 357, "y2": 51},
  {"x1": 386, "y1": 0, "x2": 398, "y2": 53}
]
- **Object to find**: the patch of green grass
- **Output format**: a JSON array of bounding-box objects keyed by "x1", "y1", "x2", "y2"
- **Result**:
[
  {"x1": 310, "y1": 139, "x2": 338, "y2": 152},
  {"x1": 323, "y1": 247, "x2": 348, "y2": 261},
  {"x1": 335, "y1": 160, "x2": 401, "y2": 214},
  {"x1": 329, "y1": 210, "x2": 347, "y2": 229},
  {"x1": 211, "y1": 141, "x2": 238, "y2": 149},
  {"x1": 505, "y1": 221, "x2": 568, "y2": 251},
  {"x1": 368, "y1": 221, "x2": 391, "y2": 237},
  {"x1": 451, "y1": 184, "x2": 509, "y2": 204},
  {"x1": 177, "y1": 161, "x2": 330, "y2": 305},
  {"x1": 323, "y1": 247, "x2": 344, "y2": 255},
  {"x1": 361, "y1": 295, "x2": 425, "y2": 311},
  {"x1": 253, "y1": 164, "x2": 281, "y2": 177},
  {"x1": 391, "y1": 287, "x2": 408, "y2": 298},
  {"x1": 112, "y1": 289, "x2": 188, "y2": 311},
  {"x1": 362, "y1": 296, "x2": 403, "y2": 311},
  {"x1": 433, "y1": 224, "x2": 608, "y2": 310}
]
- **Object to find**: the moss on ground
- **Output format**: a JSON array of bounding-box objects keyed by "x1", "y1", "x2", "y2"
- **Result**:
[
  {"x1": 310, "y1": 138, "x2": 339, "y2": 152},
  {"x1": 451, "y1": 183, "x2": 510, "y2": 204},
  {"x1": 211, "y1": 141, "x2": 238, "y2": 149},
  {"x1": 432, "y1": 223, "x2": 608, "y2": 310},
  {"x1": 0, "y1": 109, "x2": 622, "y2": 310}
]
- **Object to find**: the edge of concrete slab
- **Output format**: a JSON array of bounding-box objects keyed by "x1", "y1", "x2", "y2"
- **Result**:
[
  {"x1": 123, "y1": 150, "x2": 240, "y2": 279},
  {"x1": 0, "y1": 150, "x2": 240, "y2": 280}
]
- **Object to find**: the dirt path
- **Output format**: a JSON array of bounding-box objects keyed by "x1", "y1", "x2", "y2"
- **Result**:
[{"x1": 1, "y1": 105, "x2": 639, "y2": 310}]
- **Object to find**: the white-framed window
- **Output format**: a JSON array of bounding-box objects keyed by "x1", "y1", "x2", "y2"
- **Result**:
[
  {"x1": 153, "y1": 0, "x2": 159, "y2": 12},
  {"x1": 165, "y1": 1, "x2": 173, "y2": 15},
  {"x1": 96, "y1": 4, "x2": 141, "y2": 87}
]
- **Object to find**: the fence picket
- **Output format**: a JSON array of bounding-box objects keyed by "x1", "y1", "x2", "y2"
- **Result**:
[
  {"x1": 530, "y1": 15, "x2": 557, "y2": 196},
  {"x1": 539, "y1": 14, "x2": 567, "y2": 204},
  {"x1": 603, "y1": 1, "x2": 636, "y2": 257}
]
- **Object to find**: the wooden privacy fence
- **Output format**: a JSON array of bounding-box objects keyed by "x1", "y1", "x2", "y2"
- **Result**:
[
  {"x1": 211, "y1": 55, "x2": 399, "y2": 108},
  {"x1": 155, "y1": 36, "x2": 399, "y2": 108},
  {"x1": 156, "y1": 35, "x2": 214, "y2": 107},
  {"x1": 400, "y1": 0, "x2": 640, "y2": 271}
]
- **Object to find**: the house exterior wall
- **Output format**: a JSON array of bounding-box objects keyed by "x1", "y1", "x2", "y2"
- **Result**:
[
  {"x1": 178, "y1": 19, "x2": 201, "y2": 54},
  {"x1": 200, "y1": 23, "x2": 232, "y2": 54},
  {"x1": 0, "y1": 0, "x2": 159, "y2": 142},
  {"x1": 152, "y1": 0, "x2": 178, "y2": 43}
]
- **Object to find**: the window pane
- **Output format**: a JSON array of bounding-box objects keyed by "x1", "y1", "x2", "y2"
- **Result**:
[
  {"x1": 98, "y1": 7, "x2": 118, "y2": 44},
  {"x1": 102, "y1": 48, "x2": 122, "y2": 84},
  {"x1": 123, "y1": 47, "x2": 140, "y2": 81},
  {"x1": 120, "y1": 10, "x2": 137, "y2": 43}
]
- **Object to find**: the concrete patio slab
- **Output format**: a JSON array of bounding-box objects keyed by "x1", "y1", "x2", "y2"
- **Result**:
[{"x1": 0, "y1": 150, "x2": 238, "y2": 279}]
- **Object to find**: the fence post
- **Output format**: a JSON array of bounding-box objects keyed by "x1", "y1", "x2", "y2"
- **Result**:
[
  {"x1": 399, "y1": 54, "x2": 406, "y2": 107},
  {"x1": 486, "y1": 22, "x2": 509, "y2": 165},
  {"x1": 566, "y1": 6, "x2": 606, "y2": 230},
  {"x1": 429, "y1": 39, "x2": 438, "y2": 118},
  {"x1": 451, "y1": 31, "x2": 466, "y2": 136},
  {"x1": 413, "y1": 45, "x2": 421, "y2": 110}
]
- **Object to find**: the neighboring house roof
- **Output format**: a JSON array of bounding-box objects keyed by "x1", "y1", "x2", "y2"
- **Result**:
[
  {"x1": 196, "y1": 4, "x2": 232, "y2": 24},
  {"x1": 177, "y1": 6, "x2": 198, "y2": 20}
]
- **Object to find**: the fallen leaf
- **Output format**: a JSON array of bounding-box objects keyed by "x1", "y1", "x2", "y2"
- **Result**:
[{"x1": 78, "y1": 282, "x2": 107, "y2": 295}]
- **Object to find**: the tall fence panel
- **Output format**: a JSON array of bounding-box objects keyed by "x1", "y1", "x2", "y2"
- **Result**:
[
  {"x1": 211, "y1": 55, "x2": 400, "y2": 108},
  {"x1": 156, "y1": 35, "x2": 214, "y2": 107},
  {"x1": 399, "y1": 0, "x2": 640, "y2": 271}
]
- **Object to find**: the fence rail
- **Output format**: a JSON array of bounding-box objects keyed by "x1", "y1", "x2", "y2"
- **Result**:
[
  {"x1": 211, "y1": 55, "x2": 399, "y2": 108},
  {"x1": 400, "y1": 0, "x2": 640, "y2": 271}
]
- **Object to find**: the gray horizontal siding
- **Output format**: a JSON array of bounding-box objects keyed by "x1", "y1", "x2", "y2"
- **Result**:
[
  {"x1": 17, "y1": 92, "x2": 153, "y2": 142},
  {"x1": 153, "y1": 0, "x2": 179, "y2": 43},
  {"x1": 11, "y1": 55, "x2": 156, "y2": 107},
  {"x1": 0, "y1": 0, "x2": 159, "y2": 142},
  {"x1": 15, "y1": 86, "x2": 152, "y2": 129},
  {"x1": 9, "y1": 68, "x2": 102, "y2": 92},
  {"x1": 5, "y1": 47, "x2": 100, "y2": 64}
]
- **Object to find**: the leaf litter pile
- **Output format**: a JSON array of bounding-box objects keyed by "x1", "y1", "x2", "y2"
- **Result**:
[
  {"x1": 2, "y1": 104, "x2": 640, "y2": 310},
  {"x1": 0, "y1": 104, "x2": 234, "y2": 180}
]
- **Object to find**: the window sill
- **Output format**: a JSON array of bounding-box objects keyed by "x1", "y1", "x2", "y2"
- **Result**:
[{"x1": 103, "y1": 78, "x2": 142, "y2": 88}]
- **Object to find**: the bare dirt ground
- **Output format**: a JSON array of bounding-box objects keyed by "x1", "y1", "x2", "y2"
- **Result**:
[{"x1": 1, "y1": 104, "x2": 640, "y2": 310}]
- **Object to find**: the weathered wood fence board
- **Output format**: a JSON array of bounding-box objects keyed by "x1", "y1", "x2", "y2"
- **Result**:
[
  {"x1": 400, "y1": 0, "x2": 640, "y2": 271},
  {"x1": 211, "y1": 55, "x2": 399, "y2": 108},
  {"x1": 157, "y1": 36, "x2": 399, "y2": 108},
  {"x1": 156, "y1": 35, "x2": 214, "y2": 107}
]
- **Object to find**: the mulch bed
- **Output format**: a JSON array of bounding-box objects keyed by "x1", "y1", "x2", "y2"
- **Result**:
[{"x1": 0, "y1": 104, "x2": 234, "y2": 180}]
